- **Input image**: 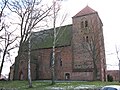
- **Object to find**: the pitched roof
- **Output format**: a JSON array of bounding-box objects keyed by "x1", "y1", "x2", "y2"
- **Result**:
[
  {"x1": 73, "y1": 6, "x2": 97, "y2": 18},
  {"x1": 30, "y1": 24, "x2": 72, "y2": 50}
]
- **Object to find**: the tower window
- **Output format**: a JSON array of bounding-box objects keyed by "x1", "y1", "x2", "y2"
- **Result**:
[
  {"x1": 83, "y1": 37, "x2": 85, "y2": 42},
  {"x1": 81, "y1": 21, "x2": 84, "y2": 28},
  {"x1": 60, "y1": 60, "x2": 62, "y2": 66},
  {"x1": 86, "y1": 36, "x2": 89, "y2": 42},
  {"x1": 85, "y1": 21, "x2": 88, "y2": 27}
]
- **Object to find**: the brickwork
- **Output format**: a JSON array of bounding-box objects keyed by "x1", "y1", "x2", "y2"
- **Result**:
[
  {"x1": 14, "y1": 46, "x2": 73, "y2": 80},
  {"x1": 71, "y1": 72, "x2": 93, "y2": 80}
]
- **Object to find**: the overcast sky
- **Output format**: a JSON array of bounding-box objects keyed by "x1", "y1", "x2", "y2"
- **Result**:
[{"x1": 1, "y1": 0, "x2": 120, "y2": 76}]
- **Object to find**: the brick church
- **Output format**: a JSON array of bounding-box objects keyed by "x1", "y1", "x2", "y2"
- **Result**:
[{"x1": 10, "y1": 6, "x2": 106, "y2": 81}]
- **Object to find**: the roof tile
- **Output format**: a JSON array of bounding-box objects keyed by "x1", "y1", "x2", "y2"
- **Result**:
[{"x1": 73, "y1": 6, "x2": 97, "y2": 17}]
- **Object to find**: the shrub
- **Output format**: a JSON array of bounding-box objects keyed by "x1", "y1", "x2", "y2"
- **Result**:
[{"x1": 107, "y1": 74, "x2": 113, "y2": 82}]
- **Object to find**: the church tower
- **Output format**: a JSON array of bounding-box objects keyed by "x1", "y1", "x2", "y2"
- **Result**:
[{"x1": 72, "y1": 6, "x2": 106, "y2": 81}]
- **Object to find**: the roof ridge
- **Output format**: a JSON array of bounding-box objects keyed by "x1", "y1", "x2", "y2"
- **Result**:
[
  {"x1": 73, "y1": 5, "x2": 97, "y2": 17},
  {"x1": 33, "y1": 24, "x2": 72, "y2": 33}
]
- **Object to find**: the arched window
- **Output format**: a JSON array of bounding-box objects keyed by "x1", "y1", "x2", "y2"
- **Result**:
[
  {"x1": 50, "y1": 50, "x2": 53, "y2": 67},
  {"x1": 19, "y1": 71, "x2": 24, "y2": 80},
  {"x1": 55, "y1": 51, "x2": 62, "y2": 67},
  {"x1": 81, "y1": 21, "x2": 84, "y2": 28},
  {"x1": 86, "y1": 36, "x2": 89, "y2": 42},
  {"x1": 60, "y1": 60, "x2": 62, "y2": 66},
  {"x1": 65, "y1": 73, "x2": 70, "y2": 80},
  {"x1": 83, "y1": 37, "x2": 85, "y2": 42},
  {"x1": 20, "y1": 61, "x2": 23, "y2": 65},
  {"x1": 85, "y1": 20, "x2": 88, "y2": 27}
]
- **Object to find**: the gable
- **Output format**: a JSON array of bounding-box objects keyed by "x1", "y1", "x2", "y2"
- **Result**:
[{"x1": 73, "y1": 6, "x2": 97, "y2": 18}]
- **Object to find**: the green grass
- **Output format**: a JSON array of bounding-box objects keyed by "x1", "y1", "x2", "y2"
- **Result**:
[{"x1": 0, "y1": 81, "x2": 120, "y2": 90}]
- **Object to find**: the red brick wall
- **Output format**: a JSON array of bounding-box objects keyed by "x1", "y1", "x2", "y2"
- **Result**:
[
  {"x1": 71, "y1": 72, "x2": 93, "y2": 80},
  {"x1": 16, "y1": 46, "x2": 73, "y2": 80},
  {"x1": 37, "y1": 46, "x2": 73, "y2": 80}
]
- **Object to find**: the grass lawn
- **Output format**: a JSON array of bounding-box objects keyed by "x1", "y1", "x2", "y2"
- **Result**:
[{"x1": 0, "y1": 80, "x2": 120, "y2": 90}]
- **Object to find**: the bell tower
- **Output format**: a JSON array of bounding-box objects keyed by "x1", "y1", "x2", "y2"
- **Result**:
[{"x1": 72, "y1": 6, "x2": 106, "y2": 81}]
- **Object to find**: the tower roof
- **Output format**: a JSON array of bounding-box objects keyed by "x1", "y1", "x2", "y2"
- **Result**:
[{"x1": 73, "y1": 6, "x2": 97, "y2": 17}]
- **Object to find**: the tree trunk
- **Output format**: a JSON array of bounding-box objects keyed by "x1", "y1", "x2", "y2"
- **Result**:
[
  {"x1": 0, "y1": 45, "x2": 8, "y2": 76},
  {"x1": 28, "y1": 36, "x2": 32, "y2": 88},
  {"x1": 93, "y1": 58, "x2": 97, "y2": 81},
  {"x1": 0, "y1": 54, "x2": 5, "y2": 76},
  {"x1": 51, "y1": 0, "x2": 56, "y2": 85}
]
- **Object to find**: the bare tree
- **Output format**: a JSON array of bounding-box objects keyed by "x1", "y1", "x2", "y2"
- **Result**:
[
  {"x1": 0, "y1": 0, "x2": 7, "y2": 32},
  {"x1": 51, "y1": 0, "x2": 67, "y2": 84},
  {"x1": 8, "y1": 0, "x2": 52, "y2": 87},
  {"x1": 8, "y1": 0, "x2": 52, "y2": 53},
  {"x1": 81, "y1": 19, "x2": 106, "y2": 80},
  {"x1": 0, "y1": 11, "x2": 18, "y2": 76},
  {"x1": 0, "y1": 27, "x2": 18, "y2": 76},
  {"x1": 0, "y1": 0, "x2": 16, "y2": 76}
]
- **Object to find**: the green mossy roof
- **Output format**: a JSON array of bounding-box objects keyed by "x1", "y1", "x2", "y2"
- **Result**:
[{"x1": 30, "y1": 24, "x2": 72, "y2": 49}]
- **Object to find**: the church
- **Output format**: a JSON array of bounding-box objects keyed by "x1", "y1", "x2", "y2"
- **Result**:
[{"x1": 10, "y1": 6, "x2": 106, "y2": 81}]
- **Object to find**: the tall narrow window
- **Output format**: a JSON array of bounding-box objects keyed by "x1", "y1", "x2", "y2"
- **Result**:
[
  {"x1": 60, "y1": 60, "x2": 62, "y2": 66},
  {"x1": 50, "y1": 50, "x2": 53, "y2": 67},
  {"x1": 56, "y1": 51, "x2": 62, "y2": 66},
  {"x1": 85, "y1": 20, "x2": 88, "y2": 27},
  {"x1": 81, "y1": 21, "x2": 84, "y2": 28},
  {"x1": 83, "y1": 37, "x2": 85, "y2": 42},
  {"x1": 86, "y1": 36, "x2": 89, "y2": 42},
  {"x1": 58, "y1": 52, "x2": 62, "y2": 66}
]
